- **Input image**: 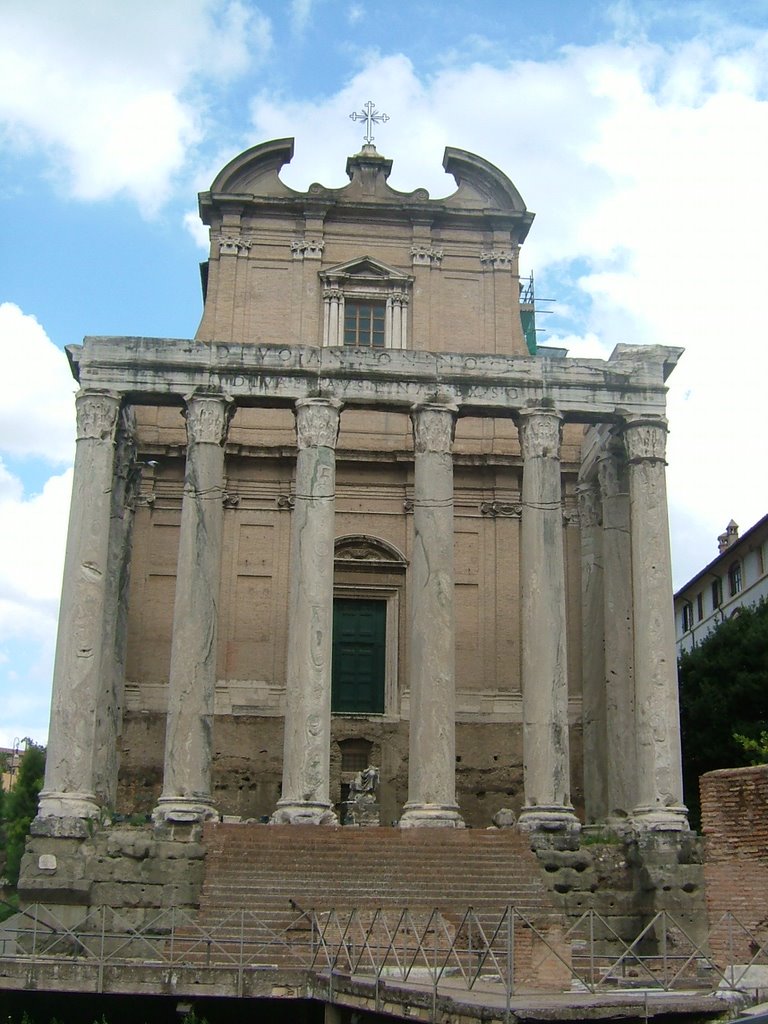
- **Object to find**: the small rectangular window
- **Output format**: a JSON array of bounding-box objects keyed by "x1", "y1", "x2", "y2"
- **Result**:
[
  {"x1": 711, "y1": 577, "x2": 722, "y2": 608},
  {"x1": 682, "y1": 603, "x2": 693, "y2": 632},
  {"x1": 696, "y1": 593, "x2": 704, "y2": 621},
  {"x1": 344, "y1": 301, "x2": 386, "y2": 348},
  {"x1": 729, "y1": 561, "x2": 743, "y2": 597}
]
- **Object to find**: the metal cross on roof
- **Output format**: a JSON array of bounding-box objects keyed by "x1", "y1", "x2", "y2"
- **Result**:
[{"x1": 349, "y1": 100, "x2": 389, "y2": 145}]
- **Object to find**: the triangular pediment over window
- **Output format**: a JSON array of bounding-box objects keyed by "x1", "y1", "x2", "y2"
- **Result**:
[{"x1": 320, "y1": 256, "x2": 413, "y2": 286}]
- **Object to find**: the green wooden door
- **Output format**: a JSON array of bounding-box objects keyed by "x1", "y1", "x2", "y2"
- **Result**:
[{"x1": 332, "y1": 599, "x2": 386, "y2": 714}]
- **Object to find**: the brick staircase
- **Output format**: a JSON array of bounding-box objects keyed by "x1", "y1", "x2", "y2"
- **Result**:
[{"x1": 189, "y1": 823, "x2": 569, "y2": 984}]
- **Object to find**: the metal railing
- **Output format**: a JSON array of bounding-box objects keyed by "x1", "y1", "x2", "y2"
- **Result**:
[{"x1": 2, "y1": 904, "x2": 767, "y2": 1002}]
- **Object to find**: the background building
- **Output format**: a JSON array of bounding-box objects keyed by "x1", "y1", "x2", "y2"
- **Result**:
[{"x1": 675, "y1": 514, "x2": 768, "y2": 655}]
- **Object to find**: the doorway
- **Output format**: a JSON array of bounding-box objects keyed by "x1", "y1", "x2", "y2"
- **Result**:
[{"x1": 332, "y1": 598, "x2": 386, "y2": 714}]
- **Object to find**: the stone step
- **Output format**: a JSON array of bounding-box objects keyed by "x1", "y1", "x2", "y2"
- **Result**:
[{"x1": 197, "y1": 823, "x2": 556, "y2": 931}]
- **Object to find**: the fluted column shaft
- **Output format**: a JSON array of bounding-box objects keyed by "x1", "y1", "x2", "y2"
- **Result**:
[
  {"x1": 38, "y1": 389, "x2": 121, "y2": 824},
  {"x1": 154, "y1": 393, "x2": 232, "y2": 823},
  {"x1": 400, "y1": 403, "x2": 463, "y2": 828},
  {"x1": 518, "y1": 409, "x2": 580, "y2": 839},
  {"x1": 273, "y1": 398, "x2": 342, "y2": 825},
  {"x1": 623, "y1": 417, "x2": 688, "y2": 831}
]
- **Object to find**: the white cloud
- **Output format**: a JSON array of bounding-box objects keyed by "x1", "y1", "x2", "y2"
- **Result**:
[
  {"x1": 0, "y1": 0, "x2": 272, "y2": 212},
  {"x1": 0, "y1": 304, "x2": 76, "y2": 464},
  {"x1": 0, "y1": 464, "x2": 73, "y2": 745},
  {"x1": 0, "y1": 305, "x2": 75, "y2": 743},
  {"x1": 290, "y1": 0, "x2": 314, "y2": 35},
  {"x1": 184, "y1": 210, "x2": 211, "y2": 249}
]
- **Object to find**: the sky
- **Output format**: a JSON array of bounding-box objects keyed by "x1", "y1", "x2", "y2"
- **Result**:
[{"x1": 1, "y1": 0, "x2": 767, "y2": 747}]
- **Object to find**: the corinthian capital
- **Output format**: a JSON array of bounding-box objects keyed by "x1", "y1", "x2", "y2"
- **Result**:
[
  {"x1": 184, "y1": 393, "x2": 234, "y2": 446},
  {"x1": 75, "y1": 389, "x2": 121, "y2": 442},
  {"x1": 623, "y1": 417, "x2": 668, "y2": 464},
  {"x1": 411, "y1": 403, "x2": 458, "y2": 454},
  {"x1": 518, "y1": 409, "x2": 563, "y2": 460},
  {"x1": 597, "y1": 438, "x2": 628, "y2": 498},
  {"x1": 576, "y1": 481, "x2": 602, "y2": 528},
  {"x1": 295, "y1": 398, "x2": 343, "y2": 450}
]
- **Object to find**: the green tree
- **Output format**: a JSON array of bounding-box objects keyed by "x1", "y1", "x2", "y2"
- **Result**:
[
  {"x1": 679, "y1": 599, "x2": 768, "y2": 829},
  {"x1": 1, "y1": 741, "x2": 46, "y2": 886}
]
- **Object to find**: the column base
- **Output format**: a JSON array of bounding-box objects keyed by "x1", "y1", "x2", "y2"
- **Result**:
[
  {"x1": 517, "y1": 805, "x2": 581, "y2": 849},
  {"x1": 399, "y1": 803, "x2": 465, "y2": 829},
  {"x1": 630, "y1": 804, "x2": 689, "y2": 833},
  {"x1": 37, "y1": 791, "x2": 101, "y2": 826},
  {"x1": 152, "y1": 796, "x2": 219, "y2": 825},
  {"x1": 271, "y1": 801, "x2": 338, "y2": 826}
]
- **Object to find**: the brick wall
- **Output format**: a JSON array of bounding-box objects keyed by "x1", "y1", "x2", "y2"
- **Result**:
[{"x1": 701, "y1": 764, "x2": 768, "y2": 963}]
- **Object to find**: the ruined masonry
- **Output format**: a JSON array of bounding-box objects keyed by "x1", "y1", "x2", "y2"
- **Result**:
[{"x1": 22, "y1": 140, "x2": 695, "y2": 931}]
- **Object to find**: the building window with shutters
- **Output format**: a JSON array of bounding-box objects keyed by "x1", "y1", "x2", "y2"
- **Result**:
[
  {"x1": 728, "y1": 560, "x2": 743, "y2": 597},
  {"x1": 682, "y1": 602, "x2": 694, "y2": 633}
]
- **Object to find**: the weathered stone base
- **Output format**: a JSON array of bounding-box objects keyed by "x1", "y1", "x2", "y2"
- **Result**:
[
  {"x1": 36, "y1": 792, "x2": 100, "y2": 824},
  {"x1": 534, "y1": 829, "x2": 707, "y2": 953},
  {"x1": 152, "y1": 796, "x2": 219, "y2": 825},
  {"x1": 517, "y1": 806, "x2": 581, "y2": 849},
  {"x1": 270, "y1": 801, "x2": 338, "y2": 825},
  {"x1": 630, "y1": 805, "x2": 690, "y2": 832},
  {"x1": 18, "y1": 823, "x2": 207, "y2": 924},
  {"x1": 399, "y1": 803, "x2": 465, "y2": 828}
]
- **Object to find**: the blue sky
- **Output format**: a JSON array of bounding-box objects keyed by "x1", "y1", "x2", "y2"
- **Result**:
[{"x1": 1, "y1": 0, "x2": 768, "y2": 746}]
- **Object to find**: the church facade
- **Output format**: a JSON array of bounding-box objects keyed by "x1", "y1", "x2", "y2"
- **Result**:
[{"x1": 36, "y1": 138, "x2": 688, "y2": 841}]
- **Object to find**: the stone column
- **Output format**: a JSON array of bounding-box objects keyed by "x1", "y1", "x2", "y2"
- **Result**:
[
  {"x1": 597, "y1": 440, "x2": 636, "y2": 823},
  {"x1": 400, "y1": 402, "x2": 463, "y2": 828},
  {"x1": 273, "y1": 398, "x2": 342, "y2": 825},
  {"x1": 576, "y1": 478, "x2": 607, "y2": 825},
  {"x1": 154, "y1": 392, "x2": 233, "y2": 824},
  {"x1": 517, "y1": 409, "x2": 580, "y2": 841},
  {"x1": 37, "y1": 389, "x2": 122, "y2": 827},
  {"x1": 94, "y1": 406, "x2": 140, "y2": 809},
  {"x1": 623, "y1": 417, "x2": 688, "y2": 831}
]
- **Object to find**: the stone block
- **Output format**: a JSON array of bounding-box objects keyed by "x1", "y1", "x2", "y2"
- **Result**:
[
  {"x1": 155, "y1": 840, "x2": 206, "y2": 860},
  {"x1": 161, "y1": 882, "x2": 200, "y2": 907},
  {"x1": 90, "y1": 881, "x2": 164, "y2": 909}
]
